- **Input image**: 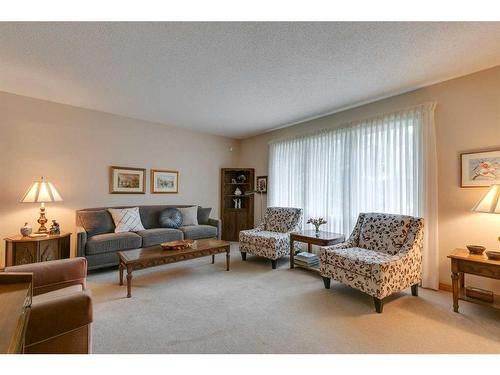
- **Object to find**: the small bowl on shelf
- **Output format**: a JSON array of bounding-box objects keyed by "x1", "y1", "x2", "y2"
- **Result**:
[
  {"x1": 485, "y1": 251, "x2": 500, "y2": 261},
  {"x1": 466, "y1": 245, "x2": 486, "y2": 255}
]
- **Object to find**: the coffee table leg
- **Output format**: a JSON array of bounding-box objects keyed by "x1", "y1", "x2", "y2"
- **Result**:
[
  {"x1": 119, "y1": 263, "x2": 124, "y2": 286},
  {"x1": 126, "y1": 266, "x2": 133, "y2": 298},
  {"x1": 212, "y1": 254, "x2": 215, "y2": 264},
  {"x1": 226, "y1": 248, "x2": 230, "y2": 271}
]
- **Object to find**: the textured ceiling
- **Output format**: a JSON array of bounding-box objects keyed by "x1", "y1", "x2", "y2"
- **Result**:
[{"x1": 1, "y1": 22, "x2": 500, "y2": 138}]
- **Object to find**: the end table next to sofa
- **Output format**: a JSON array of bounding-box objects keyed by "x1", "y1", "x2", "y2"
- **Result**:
[{"x1": 290, "y1": 230, "x2": 344, "y2": 272}]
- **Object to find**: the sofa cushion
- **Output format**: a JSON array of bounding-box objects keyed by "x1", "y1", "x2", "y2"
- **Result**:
[
  {"x1": 159, "y1": 208, "x2": 182, "y2": 229},
  {"x1": 197, "y1": 207, "x2": 212, "y2": 225},
  {"x1": 321, "y1": 246, "x2": 399, "y2": 277},
  {"x1": 136, "y1": 228, "x2": 183, "y2": 247},
  {"x1": 179, "y1": 206, "x2": 199, "y2": 226},
  {"x1": 78, "y1": 210, "x2": 115, "y2": 237},
  {"x1": 85, "y1": 232, "x2": 142, "y2": 255},
  {"x1": 179, "y1": 225, "x2": 217, "y2": 240},
  {"x1": 358, "y1": 213, "x2": 412, "y2": 255}
]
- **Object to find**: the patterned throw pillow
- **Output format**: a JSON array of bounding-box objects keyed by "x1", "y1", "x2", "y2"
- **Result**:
[
  {"x1": 108, "y1": 207, "x2": 146, "y2": 233},
  {"x1": 179, "y1": 206, "x2": 199, "y2": 226},
  {"x1": 159, "y1": 208, "x2": 182, "y2": 228}
]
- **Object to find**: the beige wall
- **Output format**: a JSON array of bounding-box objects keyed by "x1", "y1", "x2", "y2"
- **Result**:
[
  {"x1": 0, "y1": 92, "x2": 240, "y2": 267},
  {"x1": 239, "y1": 66, "x2": 500, "y2": 292}
]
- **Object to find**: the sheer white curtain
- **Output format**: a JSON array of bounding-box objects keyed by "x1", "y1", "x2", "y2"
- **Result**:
[{"x1": 268, "y1": 103, "x2": 439, "y2": 289}]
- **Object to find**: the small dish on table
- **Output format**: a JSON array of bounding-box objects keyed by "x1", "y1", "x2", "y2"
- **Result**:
[
  {"x1": 466, "y1": 245, "x2": 486, "y2": 255},
  {"x1": 485, "y1": 251, "x2": 500, "y2": 261},
  {"x1": 161, "y1": 240, "x2": 195, "y2": 250}
]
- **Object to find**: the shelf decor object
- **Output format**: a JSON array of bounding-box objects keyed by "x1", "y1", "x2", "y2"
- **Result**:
[
  {"x1": 220, "y1": 168, "x2": 254, "y2": 241},
  {"x1": 20, "y1": 177, "x2": 63, "y2": 234}
]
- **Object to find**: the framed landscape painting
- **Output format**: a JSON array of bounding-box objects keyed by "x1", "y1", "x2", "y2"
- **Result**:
[
  {"x1": 151, "y1": 169, "x2": 179, "y2": 193},
  {"x1": 461, "y1": 150, "x2": 500, "y2": 187},
  {"x1": 109, "y1": 166, "x2": 146, "y2": 194}
]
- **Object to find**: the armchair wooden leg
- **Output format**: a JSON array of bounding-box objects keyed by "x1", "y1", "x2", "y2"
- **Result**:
[
  {"x1": 322, "y1": 276, "x2": 331, "y2": 289},
  {"x1": 271, "y1": 259, "x2": 277, "y2": 269},
  {"x1": 373, "y1": 297, "x2": 384, "y2": 313},
  {"x1": 411, "y1": 283, "x2": 419, "y2": 296},
  {"x1": 241, "y1": 252, "x2": 247, "y2": 261}
]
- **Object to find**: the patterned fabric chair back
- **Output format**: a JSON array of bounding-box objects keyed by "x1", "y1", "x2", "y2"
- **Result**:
[
  {"x1": 355, "y1": 212, "x2": 421, "y2": 256},
  {"x1": 264, "y1": 207, "x2": 303, "y2": 233}
]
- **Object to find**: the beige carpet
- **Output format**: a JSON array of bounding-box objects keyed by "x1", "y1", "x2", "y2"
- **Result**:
[{"x1": 87, "y1": 243, "x2": 500, "y2": 354}]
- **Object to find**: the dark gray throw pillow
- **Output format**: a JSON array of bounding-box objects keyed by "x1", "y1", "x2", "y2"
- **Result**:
[
  {"x1": 197, "y1": 207, "x2": 212, "y2": 225},
  {"x1": 159, "y1": 208, "x2": 182, "y2": 228},
  {"x1": 78, "y1": 210, "x2": 115, "y2": 237}
]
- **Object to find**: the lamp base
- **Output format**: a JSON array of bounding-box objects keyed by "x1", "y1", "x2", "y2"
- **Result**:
[{"x1": 36, "y1": 203, "x2": 49, "y2": 234}]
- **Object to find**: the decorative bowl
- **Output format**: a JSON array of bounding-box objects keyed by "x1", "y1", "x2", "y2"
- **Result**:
[
  {"x1": 485, "y1": 251, "x2": 500, "y2": 261},
  {"x1": 161, "y1": 240, "x2": 195, "y2": 250},
  {"x1": 466, "y1": 245, "x2": 486, "y2": 255}
]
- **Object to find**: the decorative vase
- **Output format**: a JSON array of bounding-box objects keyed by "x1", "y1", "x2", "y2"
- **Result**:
[
  {"x1": 314, "y1": 226, "x2": 320, "y2": 236},
  {"x1": 234, "y1": 187, "x2": 242, "y2": 196},
  {"x1": 20, "y1": 222, "x2": 32, "y2": 237}
]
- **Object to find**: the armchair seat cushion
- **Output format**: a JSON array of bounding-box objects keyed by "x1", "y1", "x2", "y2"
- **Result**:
[
  {"x1": 239, "y1": 229, "x2": 297, "y2": 260},
  {"x1": 136, "y1": 228, "x2": 183, "y2": 247},
  {"x1": 320, "y1": 247, "x2": 400, "y2": 278},
  {"x1": 85, "y1": 232, "x2": 142, "y2": 255},
  {"x1": 180, "y1": 225, "x2": 217, "y2": 240}
]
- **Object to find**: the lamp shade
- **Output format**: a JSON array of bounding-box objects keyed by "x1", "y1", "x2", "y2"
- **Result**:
[
  {"x1": 20, "y1": 177, "x2": 63, "y2": 203},
  {"x1": 472, "y1": 184, "x2": 500, "y2": 214}
]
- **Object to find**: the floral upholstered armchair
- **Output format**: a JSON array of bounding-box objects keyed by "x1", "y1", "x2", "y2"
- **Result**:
[
  {"x1": 239, "y1": 207, "x2": 303, "y2": 269},
  {"x1": 319, "y1": 212, "x2": 424, "y2": 313}
]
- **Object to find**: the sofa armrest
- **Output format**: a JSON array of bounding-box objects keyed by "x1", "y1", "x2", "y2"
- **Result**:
[
  {"x1": 76, "y1": 226, "x2": 88, "y2": 257},
  {"x1": 26, "y1": 289, "x2": 93, "y2": 348},
  {"x1": 5, "y1": 257, "x2": 88, "y2": 296},
  {"x1": 207, "y1": 218, "x2": 222, "y2": 240}
]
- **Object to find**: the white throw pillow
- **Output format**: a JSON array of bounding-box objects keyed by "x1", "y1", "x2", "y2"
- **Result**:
[
  {"x1": 179, "y1": 206, "x2": 199, "y2": 226},
  {"x1": 108, "y1": 207, "x2": 146, "y2": 233}
]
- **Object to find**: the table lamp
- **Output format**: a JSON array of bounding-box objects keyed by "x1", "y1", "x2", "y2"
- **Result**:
[
  {"x1": 20, "y1": 177, "x2": 63, "y2": 233},
  {"x1": 472, "y1": 183, "x2": 500, "y2": 244}
]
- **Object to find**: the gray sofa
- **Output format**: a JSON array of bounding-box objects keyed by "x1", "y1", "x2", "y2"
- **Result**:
[{"x1": 76, "y1": 205, "x2": 221, "y2": 270}]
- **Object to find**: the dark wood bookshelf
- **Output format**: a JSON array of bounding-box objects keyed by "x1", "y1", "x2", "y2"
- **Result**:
[{"x1": 220, "y1": 168, "x2": 255, "y2": 241}]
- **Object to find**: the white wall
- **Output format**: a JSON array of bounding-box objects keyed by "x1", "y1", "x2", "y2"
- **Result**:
[
  {"x1": 0, "y1": 91, "x2": 240, "y2": 266},
  {"x1": 239, "y1": 66, "x2": 500, "y2": 292}
]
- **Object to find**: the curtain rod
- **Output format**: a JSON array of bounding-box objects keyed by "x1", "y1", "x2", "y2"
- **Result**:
[{"x1": 268, "y1": 102, "x2": 436, "y2": 145}]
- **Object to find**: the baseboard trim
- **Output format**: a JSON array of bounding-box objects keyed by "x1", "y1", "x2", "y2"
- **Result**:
[{"x1": 439, "y1": 283, "x2": 452, "y2": 293}]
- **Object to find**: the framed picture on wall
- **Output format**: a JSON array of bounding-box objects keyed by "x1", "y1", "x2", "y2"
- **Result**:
[
  {"x1": 109, "y1": 166, "x2": 146, "y2": 194},
  {"x1": 256, "y1": 175, "x2": 267, "y2": 193},
  {"x1": 151, "y1": 169, "x2": 179, "y2": 193},
  {"x1": 461, "y1": 150, "x2": 500, "y2": 187}
]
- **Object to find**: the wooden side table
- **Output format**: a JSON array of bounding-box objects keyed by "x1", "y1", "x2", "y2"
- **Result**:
[
  {"x1": 290, "y1": 230, "x2": 344, "y2": 272},
  {"x1": 4, "y1": 233, "x2": 71, "y2": 267},
  {"x1": 447, "y1": 248, "x2": 500, "y2": 313}
]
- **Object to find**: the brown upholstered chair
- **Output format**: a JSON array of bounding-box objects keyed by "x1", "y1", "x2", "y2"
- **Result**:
[{"x1": 5, "y1": 257, "x2": 93, "y2": 354}]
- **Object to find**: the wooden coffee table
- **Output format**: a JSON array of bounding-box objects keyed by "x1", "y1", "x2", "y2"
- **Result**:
[{"x1": 118, "y1": 239, "x2": 230, "y2": 298}]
